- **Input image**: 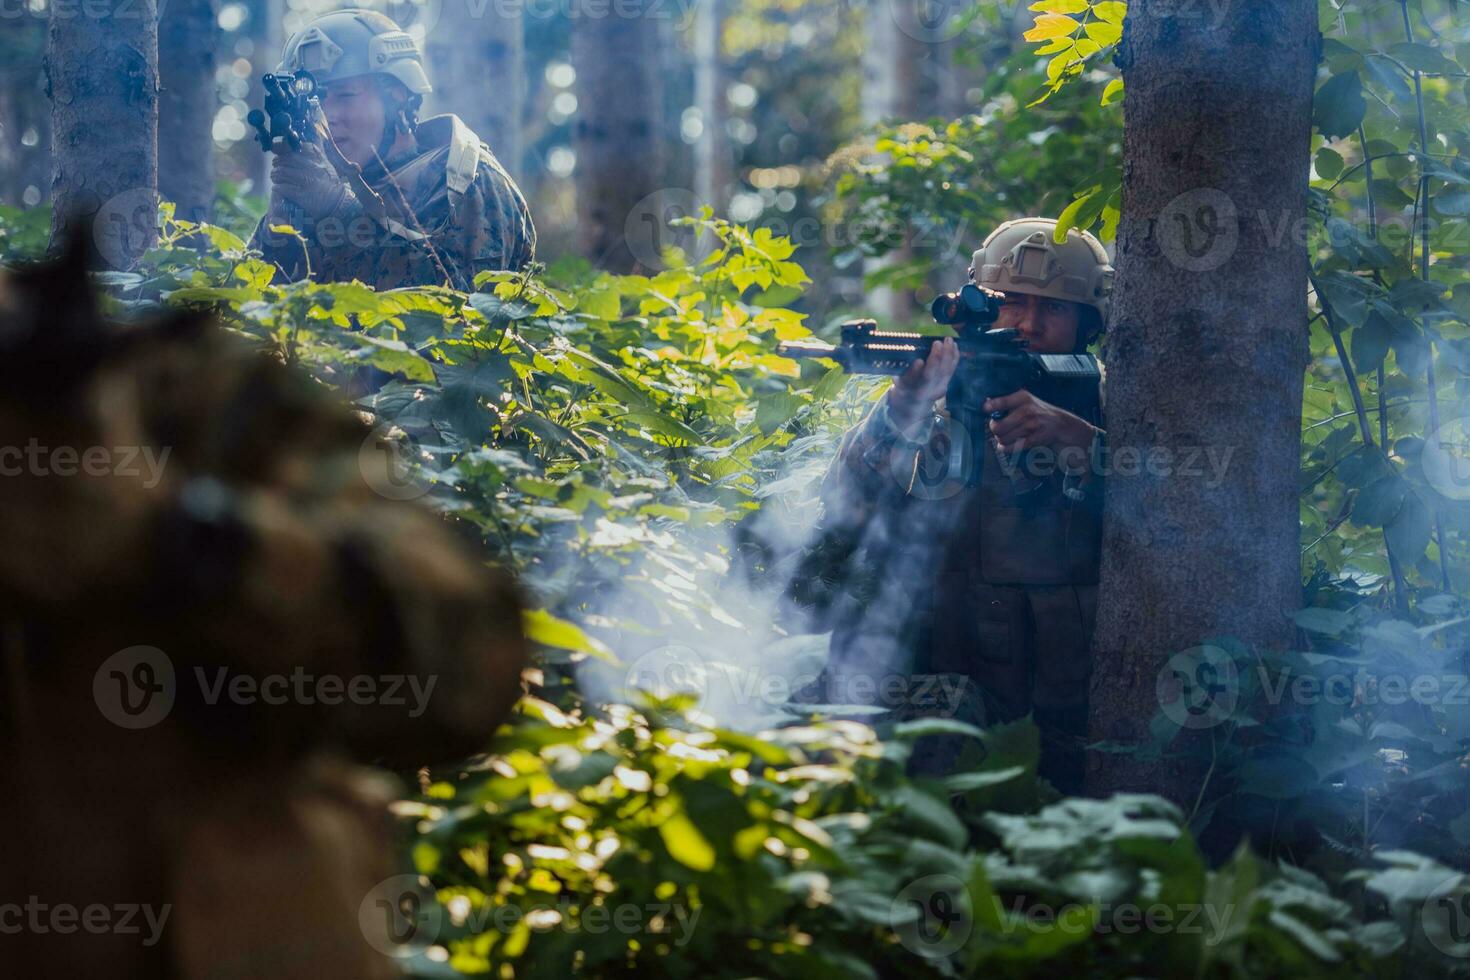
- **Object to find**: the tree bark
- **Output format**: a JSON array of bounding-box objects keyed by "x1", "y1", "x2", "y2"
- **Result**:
[
  {"x1": 159, "y1": 0, "x2": 220, "y2": 224},
  {"x1": 570, "y1": 0, "x2": 662, "y2": 273},
  {"x1": 0, "y1": 14, "x2": 51, "y2": 208},
  {"x1": 693, "y1": 0, "x2": 732, "y2": 221},
  {"x1": 0, "y1": 65, "x2": 51, "y2": 208},
  {"x1": 242, "y1": 0, "x2": 284, "y2": 197},
  {"x1": 1087, "y1": 4, "x2": 1320, "y2": 806},
  {"x1": 861, "y1": 0, "x2": 923, "y2": 320},
  {"x1": 47, "y1": 0, "x2": 160, "y2": 268},
  {"x1": 424, "y1": 2, "x2": 524, "y2": 180}
]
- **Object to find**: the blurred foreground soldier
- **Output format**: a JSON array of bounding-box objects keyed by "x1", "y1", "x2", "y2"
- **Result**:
[
  {"x1": 804, "y1": 219, "x2": 1112, "y2": 793},
  {"x1": 0, "y1": 240, "x2": 526, "y2": 977},
  {"x1": 249, "y1": 8, "x2": 536, "y2": 290}
]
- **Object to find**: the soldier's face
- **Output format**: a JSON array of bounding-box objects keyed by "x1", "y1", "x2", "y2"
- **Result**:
[
  {"x1": 996, "y1": 293, "x2": 1082, "y2": 353},
  {"x1": 320, "y1": 76, "x2": 387, "y2": 166}
]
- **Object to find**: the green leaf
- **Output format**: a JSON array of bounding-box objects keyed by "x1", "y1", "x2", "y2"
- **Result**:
[
  {"x1": 1025, "y1": 13, "x2": 1081, "y2": 41},
  {"x1": 1384, "y1": 490, "x2": 1431, "y2": 563},
  {"x1": 1386, "y1": 42, "x2": 1459, "y2": 76},
  {"x1": 1056, "y1": 185, "x2": 1107, "y2": 239},
  {"x1": 1352, "y1": 473, "x2": 1407, "y2": 528},
  {"x1": 1083, "y1": 20, "x2": 1121, "y2": 46},
  {"x1": 1315, "y1": 147, "x2": 1344, "y2": 181},
  {"x1": 1314, "y1": 72, "x2": 1367, "y2": 140},
  {"x1": 658, "y1": 811, "x2": 717, "y2": 871},
  {"x1": 1101, "y1": 78, "x2": 1125, "y2": 106},
  {"x1": 522, "y1": 609, "x2": 615, "y2": 662}
]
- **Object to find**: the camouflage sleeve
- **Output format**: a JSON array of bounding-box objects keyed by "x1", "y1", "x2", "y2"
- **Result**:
[
  {"x1": 818, "y1": 398, "x2": 934, "y2": 531},
  {"x1": 453, "y1": 156, "x2": 537, "y2": 286}
]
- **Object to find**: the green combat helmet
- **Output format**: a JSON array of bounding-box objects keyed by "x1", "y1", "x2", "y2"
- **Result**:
[
  {"x1": 970, "y1": 217, "x2": 1114, "y2": 328},
  {"x1": 277, "y1": 8, "x2": 432, "y2": 159},
  {"x1": 278, "y1": 8, "x2": 432, "y2": 95}
]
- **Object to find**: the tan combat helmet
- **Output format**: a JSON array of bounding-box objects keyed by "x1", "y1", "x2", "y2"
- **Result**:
[
  {"x1": 277, "y1": 8, "x2": 432, "y2": 95},
  {"x1": 970, "y1": 218, "x2": 1114, "y2": 325}
]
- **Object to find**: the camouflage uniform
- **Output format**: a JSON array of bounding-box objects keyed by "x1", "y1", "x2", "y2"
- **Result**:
[
  {"x1": 815, "y1": 390, "x2": 1104, "y2": 791},
  {"x1": 250, "y1": 113, "x2": 536, "y2": 291}
]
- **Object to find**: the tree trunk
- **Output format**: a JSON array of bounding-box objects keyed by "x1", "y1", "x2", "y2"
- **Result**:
[
  {"x1": 861, "y1": 1, "x2": 923, "y2": 320},
  {"x1": 242, "y1": 0, "x2": 283, "y2": 197},
  {"x1": 693, "y1": 0, "x2": 732, "y2": 221},
  {"x1": 570, "y1": 0, "x2": 662, "y2": 273},
  {"x1": 0, "y1": 63, "x2": 51, "y2": 208},
  {"x1": 1087, "y1": 5, "x2": 1319, "y2": 807},
  {"x1": 47, "y1": 0, "x2": 160, "y2": 268},
  {"x1": 424, "y1": 3, "x2": 524, "y2": 180},
  {"x1": 159, "y1": 0, "x2": 220, "y2": 224}
]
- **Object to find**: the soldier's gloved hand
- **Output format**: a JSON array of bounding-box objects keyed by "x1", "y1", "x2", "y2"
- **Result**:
[
  {"x1": 887, "y1": 336, "x2": 959, "y2": 434},
  {"x1": 271, "y1": 142, "x2": 355, "y2": 221},
  {"x1": 984, "y1": 390, "x2": 1098, "y2": 455}
]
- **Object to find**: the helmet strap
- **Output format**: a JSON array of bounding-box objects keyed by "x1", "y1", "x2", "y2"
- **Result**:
[{"x1": 373, "y1": 80, "x2": 422, "y2": 163}]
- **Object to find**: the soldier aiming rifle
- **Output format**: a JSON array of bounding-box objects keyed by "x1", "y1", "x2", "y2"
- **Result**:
[
  {"x1": 790, "y1": 218, "x2": 1113, "y2": 793},
  {"x1": 247, "y1": 8, "x2": 536, "y2": 292}
]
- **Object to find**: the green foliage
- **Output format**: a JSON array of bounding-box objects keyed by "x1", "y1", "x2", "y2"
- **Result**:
[
  {"x1": 404, "y1": 699, "x2": 1413, "y2": 978},
  {"x1": 0, "y1": 201, "x2": 1447, "y2": 975}
]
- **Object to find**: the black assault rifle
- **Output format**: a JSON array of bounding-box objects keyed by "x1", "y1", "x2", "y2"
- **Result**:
[
  {"x1": 246, "y1": 69, "x2": 324, "y2": 231},
  {"x1": 777, "y1": 283, "x2": 1101, "y2": 488}
]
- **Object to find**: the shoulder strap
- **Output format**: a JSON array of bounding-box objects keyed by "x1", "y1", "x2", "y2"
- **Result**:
[{"x1": 445, "y1": 116, "x2": 481, "y2": 197}]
